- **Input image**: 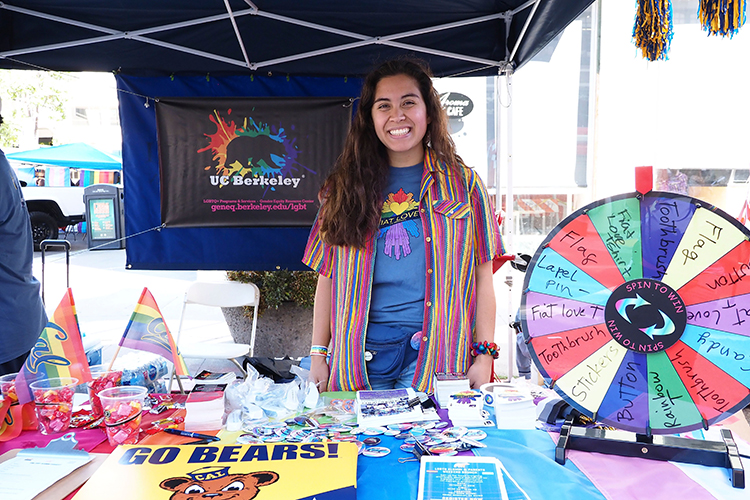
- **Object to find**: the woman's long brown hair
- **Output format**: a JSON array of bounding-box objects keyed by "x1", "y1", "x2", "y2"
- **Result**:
[{"x1": 318, "y1": 58, "x2": 462, "y2": 248}]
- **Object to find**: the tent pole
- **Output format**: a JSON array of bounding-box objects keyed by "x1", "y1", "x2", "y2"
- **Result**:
[
  {"x1": 504, "y1": 69, "x2": 515, "y2": 381},
  {"x1": 496, "y1": 67, "x2": 516, "y2": 381}
]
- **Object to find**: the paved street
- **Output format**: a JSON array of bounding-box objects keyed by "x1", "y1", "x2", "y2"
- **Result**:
[{"x1": 32, "y1": 235, "x2": 235, "y2": 377}]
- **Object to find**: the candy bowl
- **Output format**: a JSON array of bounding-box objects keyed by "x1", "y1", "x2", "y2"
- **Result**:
[
  {"x1": 29, "y1": 377, "x2": 79, "y2": 435},
  {"x1": 1, "y1": 372, "x2": 40, "y2": 430},
  {"x1": 0, "y1": 373, "x2": 19, "y2": 403},
  {"x1": 99, "y1": 386, "x2": 148, "y2": 446},
  {"x1": 86, "y1": 366, "x2": 123, "y2": 418}
]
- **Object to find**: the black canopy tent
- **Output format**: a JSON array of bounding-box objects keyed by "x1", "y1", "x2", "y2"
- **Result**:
[
  {"x1": 0, "y1": 1, "x2": 593, "y2": 76},
  {"x1": 0, "y1": 0, "x2": 595, "y2": 269},
  {"x1": 0, "y1": 0, "x2": 595, "y2": 377}
]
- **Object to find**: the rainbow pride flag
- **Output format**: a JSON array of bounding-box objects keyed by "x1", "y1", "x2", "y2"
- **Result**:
[
  {"x1": 80, "y1": 170, "x2": 116, "y2": 186},
  {"x1": 15, "y1": 289, "x2": 92, "y2": 405},
  {"x1": 120, "y1": 288, "x2": 189, "y2": 376}
]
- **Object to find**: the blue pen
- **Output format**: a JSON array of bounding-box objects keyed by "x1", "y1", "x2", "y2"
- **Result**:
[{"x1": 165, "y1": 428, "x2": 221, "y2": 442}]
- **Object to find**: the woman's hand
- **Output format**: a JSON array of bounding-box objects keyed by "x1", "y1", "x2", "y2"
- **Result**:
[
  {"x1": 467, "y1": 353, "x2": 493, "y2": 389},
  {"x1": 310, "y1": 355, "x2": 330, "y2": 393},
  {"x1": 310, "y1": 274, "x2": 332, "y2": 393},
  {"x1": 468, "y1": 261, "x2": 497, "y2": 389}
]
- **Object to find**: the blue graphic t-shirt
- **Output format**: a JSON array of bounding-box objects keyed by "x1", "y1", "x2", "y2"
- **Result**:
[{"x1": 369, "y1": 162, "x2": 426, "y2": 328}]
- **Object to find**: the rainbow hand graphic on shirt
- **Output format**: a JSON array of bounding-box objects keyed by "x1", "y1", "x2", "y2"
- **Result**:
[{"x1": 379, "y1": 188, "x2": 420, "y2": 260}]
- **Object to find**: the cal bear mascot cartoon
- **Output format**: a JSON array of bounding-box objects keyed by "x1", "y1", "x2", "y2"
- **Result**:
[{"x1": 160, "y1": 466, "x2": 279, "y2": 500}]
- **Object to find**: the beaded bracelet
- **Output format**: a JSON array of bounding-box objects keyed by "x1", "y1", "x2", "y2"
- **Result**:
[
  {"x1": 310, "y1": 345, "x2": 329, "y2": 357},
  {"x1": 471, "y1": 341, "x2": 499, "y2": 360}
]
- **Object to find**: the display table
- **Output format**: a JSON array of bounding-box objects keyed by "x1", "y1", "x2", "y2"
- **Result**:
[
  {"x1": 356, "y1": 415, "x2": 750, "y2": 500},
  {"x1": 1, "y1": 394, "x2": 748, "y2": 499}
]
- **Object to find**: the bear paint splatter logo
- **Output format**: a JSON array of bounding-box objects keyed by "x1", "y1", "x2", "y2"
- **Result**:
[
  {"x1": 605, "y1": 278, "x2": 686, "y2": 353},
  {"x1": 197, "y1": 109, "x2": 309, "y2": 194}
]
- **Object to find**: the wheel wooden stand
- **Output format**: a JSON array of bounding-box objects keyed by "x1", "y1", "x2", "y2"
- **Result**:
[{"x1": 555, "y1": 416, "x2": 745, "y2": 488}]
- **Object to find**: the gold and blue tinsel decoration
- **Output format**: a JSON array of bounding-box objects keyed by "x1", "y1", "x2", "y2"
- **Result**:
[
  {"x1": 699, "y1": 0, "x2": 747, "y2": 37},
  {"x1": 633, "y1": 0, "x2": 674, "y2": 61}
]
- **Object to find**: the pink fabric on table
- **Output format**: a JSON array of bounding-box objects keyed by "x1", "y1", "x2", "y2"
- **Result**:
[
  {"x1": 565, "y1": 449, "x2": 717, "y2": 500},
  {"x1": 0, "y1": 427, "x2": 107, "y2": 455},
  {"x1": 549, "y1": 432, "x2": 716, "y2": 500}
]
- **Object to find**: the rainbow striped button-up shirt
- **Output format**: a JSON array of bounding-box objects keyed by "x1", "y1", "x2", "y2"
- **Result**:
[{"x1": 302, "y1": 149, "x2": 503, "y2": 393}]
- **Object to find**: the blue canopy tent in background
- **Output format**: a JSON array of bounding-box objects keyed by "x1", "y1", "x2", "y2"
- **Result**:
[
  {"x1": 6, "y1": 142, "x2": 122, "y2": 170},
  {"x1": 0, "y1": 0, "x2": 595, "y2": 270},
  {"x1": 8, "y1": 142, "x2": 122, "y2": 187}
]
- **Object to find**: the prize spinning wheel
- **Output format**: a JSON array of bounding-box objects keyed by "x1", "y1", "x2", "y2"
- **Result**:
[{"x1": 521, "y1": 191, "x2": 750, "y2": 436}]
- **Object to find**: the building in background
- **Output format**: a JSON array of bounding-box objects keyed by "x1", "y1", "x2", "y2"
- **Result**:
[
  {"x1": 55, "y1": 72, "x2": 121, "y2": 158},
  {"x1": 2, "y1": 71, "x2": 120, "y2": 157}
]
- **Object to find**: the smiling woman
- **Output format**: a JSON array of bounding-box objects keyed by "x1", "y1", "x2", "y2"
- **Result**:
[{"x1": 302, "y1": 58, "x2": 504, "y2": 394}]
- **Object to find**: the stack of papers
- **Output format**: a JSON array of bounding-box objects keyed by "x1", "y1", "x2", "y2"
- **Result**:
[
  {"x1": 417, "y1": 456, "x2": 509, "y2": 500},
  {"x1": 0, "y1": 433, "x2": 97, "y2": 499},
  {"x1": 485, "y1": 383, "x2": 536, "y2": 429},
  {"x1": 356, "y1": 388, "x2": 439, "y2": 427},
  {"x1": 432, "y1": 373, "x2": 470, "y2": 408},
  {"x1": 194, "y1": 370, "x2": 237, "y2": 385},
  {"x1": 446, "y1": 389, "x2": 488, "y2": 427},
  {"x1": 184, "y1": 390, "x2": 225, "y2": 431}
]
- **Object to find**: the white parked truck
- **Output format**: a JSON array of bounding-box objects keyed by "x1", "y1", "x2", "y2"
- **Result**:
[{"x1": 20, "y1": 181, "x2": 86, "y2": 250}]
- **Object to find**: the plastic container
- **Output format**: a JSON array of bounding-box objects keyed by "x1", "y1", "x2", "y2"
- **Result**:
[
  {"x1": 99, "y1": 385, "x2": 148, "y2": 446},
  {"x1": 87, "y1": 365, "x2": 123, "y2": 418},
  {"x1": 0, "y1": 372, "x2": 39, "y2": 430},
  {"x1": 29, "y1": 377, "x2": 79, "y2": 434}
]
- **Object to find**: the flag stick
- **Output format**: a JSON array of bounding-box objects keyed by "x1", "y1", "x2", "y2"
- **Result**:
[{"x1": 106, "y1": 344, "x2": 123, "y2": 371}]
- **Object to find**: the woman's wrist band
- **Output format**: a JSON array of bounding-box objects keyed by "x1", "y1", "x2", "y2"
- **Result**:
[
  {"x1": 471, "y1": 341, "x2": 499, "y2": 360},
  {"x1": 310, "y1": 345, "x2": 329, "y2": 357}
]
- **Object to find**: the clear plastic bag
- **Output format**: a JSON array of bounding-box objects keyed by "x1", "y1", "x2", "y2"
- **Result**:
[{"x1": 223, "y1": 360, "x2": 318, "y2": 426}]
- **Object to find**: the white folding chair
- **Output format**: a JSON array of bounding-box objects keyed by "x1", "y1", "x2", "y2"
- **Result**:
[{"x1": 170, "y1": 280, "x2": 260, "y2": 392}]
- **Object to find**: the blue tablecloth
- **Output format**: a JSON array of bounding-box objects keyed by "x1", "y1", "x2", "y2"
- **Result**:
[{"x1": 356, "y1": 427, "x2": 605, "y2": 500}]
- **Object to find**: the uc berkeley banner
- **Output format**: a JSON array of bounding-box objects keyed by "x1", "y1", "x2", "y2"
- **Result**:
[{"x1": 156, "y1": 97, "x2": 350, "y2": 227}]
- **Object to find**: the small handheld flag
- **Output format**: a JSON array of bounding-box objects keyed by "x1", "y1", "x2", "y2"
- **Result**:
[
  {"x1": 14, "y1": 289, "x2": 92, "y2": 405},
  {"x1": 118, "y1": 288, "x2": 189, "y2": 376}
]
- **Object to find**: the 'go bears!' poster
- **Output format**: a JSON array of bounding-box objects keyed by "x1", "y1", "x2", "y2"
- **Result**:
[{"x1": 74, "y1": 442, "x2": 357, "y2": 500}]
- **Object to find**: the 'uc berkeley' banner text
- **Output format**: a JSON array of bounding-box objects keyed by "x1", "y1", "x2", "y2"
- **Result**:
[{"x1": 156, "y1": 97, "x2": 350, "y2": 227}]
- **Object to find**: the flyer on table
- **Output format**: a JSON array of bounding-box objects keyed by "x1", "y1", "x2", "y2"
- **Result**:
[{"x1": 74, "y1": 442, "x2": 357, "y2": 500}]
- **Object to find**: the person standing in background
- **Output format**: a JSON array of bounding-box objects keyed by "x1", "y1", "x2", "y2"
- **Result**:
[{"x1": 0, "y1": 97, "x2": 47, "y2": 376}]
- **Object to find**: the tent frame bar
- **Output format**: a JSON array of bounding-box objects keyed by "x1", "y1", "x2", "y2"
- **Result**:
[
  {"x1": 509, "y1": 0, "x2": 542, "y2": 62},
  {"x1": 1, "y1": 1, "x2": 514, "y2": 72},
  {"x1": 224, "y1": 0, "x2": 251, "y2": 69}
]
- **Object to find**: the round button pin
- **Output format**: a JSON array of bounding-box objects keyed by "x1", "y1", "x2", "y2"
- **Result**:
[
  {"x1": 428, "y1": 445, "x2": 458, "y2": 455},
  {"x1": 236, "y1": 434, "x2": 263, "y2": 445},
  {"x1": 465, "y1": 429, "x2": 487, "y2": 441},
  {"x1": 362, "y1": 446, "x2": 391, "y2": 458},
  {"x1": 363, "y1": 427, "x2": 386, "y2": 436},
  {"x1": 410, "y1": 332, "x2": 422, "y2": 351},
  {"x1": 387, "y1": 423, "x2": 413, "y2": 431}
]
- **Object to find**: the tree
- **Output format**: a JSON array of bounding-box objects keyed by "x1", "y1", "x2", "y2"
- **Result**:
[{"x1": 0, "y1": 69, "x2": 69, "y2": 148}]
